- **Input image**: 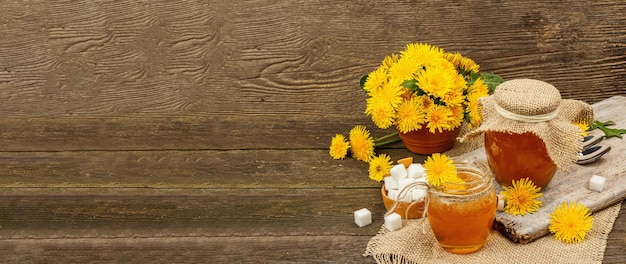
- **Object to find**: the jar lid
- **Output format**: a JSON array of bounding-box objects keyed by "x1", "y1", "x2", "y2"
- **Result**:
[
  {"x1": 460, "y1": 78, "x2": 594, "y2": 170},
  {"x1": 494, "y1": 79, "x2": 561, "y2": 118}
]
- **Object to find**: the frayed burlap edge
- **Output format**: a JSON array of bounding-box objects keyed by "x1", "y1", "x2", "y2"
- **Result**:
[{"x1": 364, "y1": 201, "x2": 622, "y2": 264}]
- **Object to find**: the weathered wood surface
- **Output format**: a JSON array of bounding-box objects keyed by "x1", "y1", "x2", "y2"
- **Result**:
[
  {"x1": 0, "y1": 0, "x2": 624, "y2": 263},
  {"x1": 457, "y1": 96, "x2": 626, "y2": 243}
]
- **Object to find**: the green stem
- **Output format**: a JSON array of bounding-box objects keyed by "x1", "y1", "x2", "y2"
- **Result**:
[{"x1": 374, "y1": 132, "x2": 401, "y2": 147}]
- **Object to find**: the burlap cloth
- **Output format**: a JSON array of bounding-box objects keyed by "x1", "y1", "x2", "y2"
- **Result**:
[{"x1": 363, "y1": 201, "x2": 621, "y2": 264}]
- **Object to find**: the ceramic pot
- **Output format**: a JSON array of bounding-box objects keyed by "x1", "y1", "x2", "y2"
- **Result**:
[{"x1": 398, "y1": 126, "x2": 461, "y2": 154}]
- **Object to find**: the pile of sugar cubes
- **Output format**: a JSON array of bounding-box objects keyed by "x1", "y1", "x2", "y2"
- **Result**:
[
  {"x1": 384, "y1": 163, "x2": 429, "y2": 203},
  {"x1": 354, "y1": 158, "x2": 431, "y2": 231}
]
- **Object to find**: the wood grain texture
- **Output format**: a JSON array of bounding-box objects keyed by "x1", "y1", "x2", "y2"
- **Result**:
[
  {"x1": 0, "y1": 0, "x2": 625, "y2": 263},
  {"x1": 0, "y1": 188, "x2": 385, "y2": 238},
  {"x1": 0, "y1": 236, "x2": 376, "y2": 263},
  {"x1": 1, "y1": 0, "x2": 624, "y2": 120}
]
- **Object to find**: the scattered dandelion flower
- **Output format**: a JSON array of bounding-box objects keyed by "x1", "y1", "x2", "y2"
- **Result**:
[
  {"x1": 499, "y1": 178, "x2": 543, "y2": 215},
  {"x1": 549, "y1": 201, "x2": 594, "y2": 243},
  {"x1": 329, "y1": 134, "x2": 350, "y2": 160},
  {"x1": 368, "y1": 154, "x2": 393, "y2": 182},
  {"x1": 349, "y1": 125, "x2": 375, "y2": 162},
  {"x1": 423, "y1": 153, "x2": 461, "y2": 188}
]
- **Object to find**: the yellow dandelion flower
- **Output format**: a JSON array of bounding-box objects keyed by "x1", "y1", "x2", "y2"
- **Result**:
[
  {"x1": 468, "y1": 78, "x2": 490, "y2": 96},
  {"x1": 452, "y1": 72, "x2": 468, "y2": 91},
  {"x1": 499, "y1": 178, "x2": 543, "y2": 216},
  {"x1": 395, "y1": 97, "x2": 426, "y2": 134},
  {"x1": 448, "y1": 105, "x2": 465, "y2": 129},
  {"x1": 443, "y1": 52, "x2": 464, "y2": 68},
  {"x1": 369, "y1": 79, "x2": 405, "y2": 109},
  {"x1": 423, "y1": 153, "x2": 462, "y2": 188},
  {"x1": 365, "y1": 97, "x2": 396, "y2": 129},
  {"x1": 368, "y1": 154, "x2": 393, "y2": 182},
  {"x1": 363, "y1": 67, "x2": 388, "y2": 93},
  {"x1": 416, "y1": 66, "x2": 456, "y2": 99},
  {"x1": 402, "y1": 43, "x2": 444, "y2": 67},
  {"x1": 349, "y1": 125, "x2": 375, "y2": 162},
  {"x1": 445, "y1": 52, "x2": 480, "y2": 73},
  {"x1": 388, "y1": 57, "x2": 420, "y2": 82},
  {"x1": 442, "y1": 88, "x2": 465, "y2": 107},
  {"x1": 419, "y1": 95, "x2": 435, "y2": 111},
  {"x1": 381, "y1": 53, "x2": 400, "y2": 71},
  {"x1": 458, "y1": 56, "x2": 480, "y2": 73},
  {"x1": 574, "y1": 121, "x2": 589, "y2": 137},
  {"x1": 466, "y1": 92, "x2": 484, "y2": 128},
  {"x1": 425, "y1": 104, "x2": 454, "y2": 133},
  {"x1": 549, "y1": 201, "x2": 594, "y2": 243},
  {"x1": 329, "y1": 134, "x2": 350, "y2": 160}
]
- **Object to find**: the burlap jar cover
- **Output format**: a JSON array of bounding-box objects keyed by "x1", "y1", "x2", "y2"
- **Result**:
[{"x1": 460, "y1": 78, "x2": 594, "y2": 169}]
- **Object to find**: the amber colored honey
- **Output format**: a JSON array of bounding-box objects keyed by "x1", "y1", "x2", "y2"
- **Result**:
[
  {"x1": 427, "y1": 172, "x2": 497, "y2": 254},
  {"x1": 484, "y1": 131, "x2": 557, "y2": 188}
]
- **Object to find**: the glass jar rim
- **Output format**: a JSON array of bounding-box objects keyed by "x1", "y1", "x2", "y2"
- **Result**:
[{"x1": 429, "y1": 158, "x2": 493, "y2": 197}]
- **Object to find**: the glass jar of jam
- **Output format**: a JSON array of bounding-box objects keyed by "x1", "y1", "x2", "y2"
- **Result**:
[
  {"x1": 427, "y1": 159, "x2": 496, "y2": 254},
  {"x1": 484, "y1": 131, "x2": 557, "y2": 188},
  {"x1": 460, "y1": 79, "x2": 594, "y2": 189}
]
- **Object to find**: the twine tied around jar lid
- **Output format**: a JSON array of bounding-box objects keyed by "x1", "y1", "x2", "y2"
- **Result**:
[{"x1": 460, "y1": 78, "x2": 594, "y2": 170}]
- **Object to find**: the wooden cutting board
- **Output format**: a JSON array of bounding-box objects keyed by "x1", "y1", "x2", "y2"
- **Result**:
[{"x1": 456, "y1": 95, "x2": 626, "y2": 244}]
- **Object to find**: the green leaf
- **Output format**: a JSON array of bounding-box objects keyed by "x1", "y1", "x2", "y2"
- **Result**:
[
  {"x1": 402, "y1": 79, "x2": 420, "y2": 92},
  {"x1": 480, "y1": 72, "x2": 504, "y2": 94},
  {"x1": 589, "y1": 120, "x2": 626, "y2": 139},
  {"x1": 469, "y1": 71, "x2": 480, "y2": 83},
  {"x1": 360, "y1": 74, "x2": 368, "y2": 91}
]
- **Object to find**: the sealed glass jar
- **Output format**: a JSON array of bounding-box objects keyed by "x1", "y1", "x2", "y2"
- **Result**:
[
  {"x1": 427, "y1": 159, "x2": 496, "y2": 254},
  {"x1": 484, "y1": 131, "x2": 557, "y2": 187},
  {"x1": 460, "y1": 79, "x2": 594, "y2": 188}
]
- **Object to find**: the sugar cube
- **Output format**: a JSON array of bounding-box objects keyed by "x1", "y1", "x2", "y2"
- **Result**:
[
  {"x1": 354, "y1": 208, "x2": 372, "y2": 227},
  {"x1": 384, "y1": 213, "x2": 402, "y2": 231},
  {"x1": 407, "y1": 163, "x2": 425, "y2": 179},
  {"x1": 390, "y1": 164, "x2": 408, "y2": 181},
  {"x1": 397, "y1": 190, "x2": 413, "y2": 202},
  {"x1": 387, "y1": 189, "x2": 400, "y2": 201},
  {"x1": 397, "y1": 178, "x2": 417, "y2": 194},
  {"x1": 589, "y1": 175, "x2": 606, "y2": 192},
  {"x1": 384, "y1": 176, "x2": 398, "y2": 190},
  {"x1": 412, "y1": 188, "x2": 428, "y2": 201},
  {"x1": 414, "y1": 177, "x2": 428, "y2": 189}
]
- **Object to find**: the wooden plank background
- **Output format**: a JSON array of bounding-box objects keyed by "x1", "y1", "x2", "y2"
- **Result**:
[{"x1": 0, "y1": 0, "x2": 624, "y2": 262}]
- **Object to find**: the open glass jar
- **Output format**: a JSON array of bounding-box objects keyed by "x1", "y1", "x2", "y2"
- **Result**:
[{"x1": 427, "y1": 159, "x2": 496, "y2": 254}]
